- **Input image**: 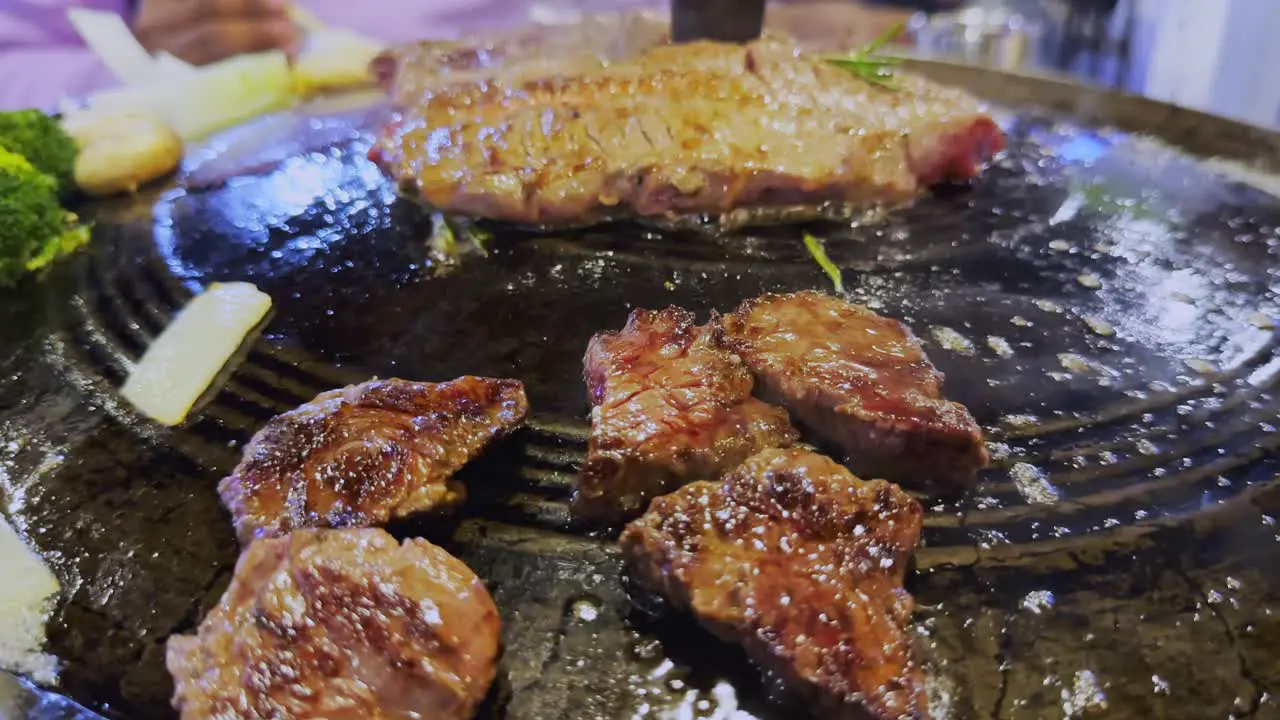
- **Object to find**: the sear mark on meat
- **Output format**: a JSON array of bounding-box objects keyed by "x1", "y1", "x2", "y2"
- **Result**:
[
  {"x1": 718, "y1": 291, "x2": 988, "y2": 490},
  {"x1": 575, "y1": 306, "x2": 799, "y2": 523},
  {"x1": 370, "y1": 30, "x2": 1004, "y2": 229},
  {"x1": 219, "y1": 376, "x2": 529, "y2": 544},
  {"x1": 620, "y1": 448, "x2": 928, "y2": 720},
  {"x1": 166, "y1": 528, "x2": 501, "y2": 720}
]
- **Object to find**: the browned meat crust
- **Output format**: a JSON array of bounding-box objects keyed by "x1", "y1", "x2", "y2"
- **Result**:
[
  {"x1": 374, "y1": 7, "x2": 917, "y2": 105},
  {"x1": 574, "y1": 306, "x2": 798, "y2": 522},
  {"x1": 373, "y1": 11, "x2": 672, "y2": 108},
  {"x1": 718, "y1": 291, "x2": 988, "y2": 489},
  {"x1": 370, "y1": 32, "x2": 1004, "y2": 228},
  {"x1": 166, "y1": 528, "x2": 501, "y2": 720},
  {"x1": 218, "y1": 376, "x2": 528, "y2": 544},
  {"x1": 620, "y1": 448, "x2": 929, "y2": 720}
]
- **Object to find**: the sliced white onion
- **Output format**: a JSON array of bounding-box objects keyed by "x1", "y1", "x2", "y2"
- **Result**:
[
  {"x1": 287, "y1": 5, "x2": 331, "y2": 33},
  {"x1": 152, "y1": 51, "x2": 195, "y2": 79},
  {"x1": 82, "y1": 51, "x2": 297, "y2": 141},
  {"x1": 120, "y1": 282, "x2": 272, "y2": 427},
  {"x1": 66, "y1": 8, "x2": 158, "y2": 86},
  {"x1": 0, "y1": 518, "x2": 59, "y2": 684},
  {"x1": 293, "y1": 28, "x2": 386, "y2": 94}
]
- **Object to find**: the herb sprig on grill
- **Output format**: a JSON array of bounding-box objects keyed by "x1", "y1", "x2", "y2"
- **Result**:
[
  {"x1": 822, "y1": 22, "x2": 906, "y2": 89},
  {"x1": 802, "y1": 232, "x2": 844, "y2": 294}
]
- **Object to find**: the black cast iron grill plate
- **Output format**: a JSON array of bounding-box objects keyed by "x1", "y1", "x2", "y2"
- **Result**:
[{"x1": 3, "y1": 61, "x2": 1280, "y2": 719}]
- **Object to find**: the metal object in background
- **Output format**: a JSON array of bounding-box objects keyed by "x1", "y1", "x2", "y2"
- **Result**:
[
  {"x1": 0, "y1": 674, "x2": 97, "y2": 720},
  {"x1": 908, "y1": 0, "x2": 1046, "y2": 70},
  {"x1": 1056, "y1": 0, "x2": 1129, "y2": 87},
  {"x1": 910, "y1": 0, "x2": 1145, "y2": 92},
  {"x1": 670, "y1": 0, "x2": 766, "y2": 43}
]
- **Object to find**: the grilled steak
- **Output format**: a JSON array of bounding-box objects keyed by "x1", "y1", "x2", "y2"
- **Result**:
[
  {"x1": 219, "y1": 376, "x2": 528, "y2": 544},
  {"x1": 718, "y1": 291, "x2": 987, "y2": 489},
  {"x1": 166, "y1": 528, "x2": 500, "y2": 720},
  {"x1": 373, "y1": 11, "x2": 671, "y2": 108},
  {"x1": 373, "y1": 7, "x2": 906, "y2": 107},
  {"x1": 575, "y1": 306, "x2": 798, "y2": 522},
  {"x1": 621, "y1": 448, "x2": 928, "y2": 720},
  {"x1": 370, "y1": 29, "x2": 1004, "y2": 228}
]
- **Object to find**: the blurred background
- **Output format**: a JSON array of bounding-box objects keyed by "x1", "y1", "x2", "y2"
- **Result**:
[
  {"x1": 522, "y1": 0, "x2": 1280, "y2": 129},
  {"x1": 531, "y1": 0, "x2": 1280, "y2": 130},
  {"x1": 7, "y1": 0, "x2": 1277, "y2": 127},
  {"x1": 900, "y1": 0, "x2": 1280, "y2": 130}
]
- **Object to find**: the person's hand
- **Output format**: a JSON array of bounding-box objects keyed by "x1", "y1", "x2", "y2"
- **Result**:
[{"x1": 132, "y1": 0, "x2": 301, "y2": 67}]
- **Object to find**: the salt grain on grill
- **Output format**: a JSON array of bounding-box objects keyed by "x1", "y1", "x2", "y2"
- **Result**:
[
  {"x1": 1082, "y1": 315, "x2": 1116, "y2": 336},
  {"x1": 929, "y1": 326, "x2": 976, "y2": 355},
  {"x1": 1077, "y1": 273, "x2": 1103, "y2": 289},
  {"x1": 1248, "y1": 312, "x2": 1275, "y2": 329},
  {"x1": 987, "y1": 336, "x2": 1015, "y2": 358},
  {"x1": 1184, "y1": 358, "x2": 1218, "y2": 375}
]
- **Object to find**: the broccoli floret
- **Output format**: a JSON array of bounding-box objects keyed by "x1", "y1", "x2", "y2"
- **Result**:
[
  {"x1": 0, "y1": 110, "x2": 79, "y2": 195},
  {"x1": 0, "y1": 148, "x2": 88, "y2": 287}
]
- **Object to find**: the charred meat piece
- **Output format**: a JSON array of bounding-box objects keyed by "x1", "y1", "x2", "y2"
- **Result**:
[
  {"x1": 370, "y1": 33, "x2": 1004, "y2": 228},
  {"x1": 166, "y1": 528, "x2": 501, "y2": 720},
  {"x1": 718, "y1": 291, "x2": 987, "y2": 489},
  {"x1": 219, "y1": 376, "x2": 528, "y2": 544},
  {"x1": 575, "y1": 307, "x2": 798, "y2": 522},
  {"x1": 621, "y1": 448, "x2": 928, "y2": 720}
]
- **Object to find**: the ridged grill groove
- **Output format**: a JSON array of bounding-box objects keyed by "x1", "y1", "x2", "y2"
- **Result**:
[{"x1": 49, "y1": 127, "x2": 1280, "y2": 560}]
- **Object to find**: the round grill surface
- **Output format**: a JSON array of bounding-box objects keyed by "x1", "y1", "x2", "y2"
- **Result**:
[{"x1": 1, "y1": 64, "x2": 1278, "y2": 719}]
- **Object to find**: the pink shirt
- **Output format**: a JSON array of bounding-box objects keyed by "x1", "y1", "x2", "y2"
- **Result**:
[{"x1": 0, "y1": 0, "x2": 661, "y2": 111}]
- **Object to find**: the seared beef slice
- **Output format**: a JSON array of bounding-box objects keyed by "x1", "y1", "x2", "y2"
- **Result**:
[
  {"x1": 718, "y1": 291, "x2": 987, "y2": 489},
  {"x1": 371, "y1": 36, "x2": 1004, "y2": 227},
  {"x1": 575, "y1": 307, "x2": 798, "y2": 522},
  {"x1": 219, "y1": 376, "x2": 528, "y2": 544},
  {"x1": 621, "y1": 448, "x2": 929, "y2": 720},
  {"x1": 167, "y1": 528, "x2": 500, "y2": 720}
]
